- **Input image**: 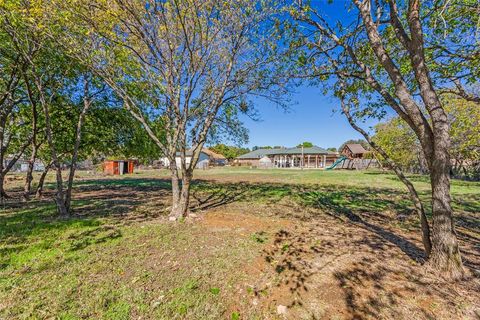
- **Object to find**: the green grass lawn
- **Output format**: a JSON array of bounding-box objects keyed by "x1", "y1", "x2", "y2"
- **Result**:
[{"x1": 0, "y1": 168, "x2": 479, "y2": 319}]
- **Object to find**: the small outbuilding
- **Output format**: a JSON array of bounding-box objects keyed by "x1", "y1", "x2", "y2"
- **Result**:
[
  {"x1": 258, "y1": 156, "x2": 273, "y2": 168},
  {"x1": 341, "y1": 144, "x2": 368, "y2": 159},
  {"x1": 103, "y1": 160, "x2": 135, "y2": 175}
]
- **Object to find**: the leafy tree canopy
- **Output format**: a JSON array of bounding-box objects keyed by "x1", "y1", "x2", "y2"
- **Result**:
[
  {"x1": 208, "y1": 144, "x2": 250, "y2": 161},
  {"x1": 296, "y1": 141, "x2": 314, "y2": 148}
]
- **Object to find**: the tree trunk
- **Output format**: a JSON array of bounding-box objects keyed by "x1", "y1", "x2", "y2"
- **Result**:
[
  {"x1": 23, "y1": 72, "x2": 39, "y2": 202},
  {"x1": 0, "y1": 173, "x2": 8, "y2": 204},
  {"x1": 169, "y1": 161, "x2": 182, "y2": 219},
  {"x1": 52, "y1": 165, "x2": 67, "y2": 215},
  {"x1": 427, "y1": 134, "x2": 464, "y2": 278},
  {"x1": 65, "y1": 77, "x2": 91, "y2": 213},
  {"x1": 169, "y1": 166, "x2": 192, "y2": 220},
  {"x1": 178, "y1": 172, "x2": 192, "y2": 216},
  {"x1": 404, "y1": 0, "x2": 464, "y2": 277},
  {"x1": 65, "y1": 161, "x2": 76, "y2": 213},
  {"x1": 22, "y1": 144, "x2": 37, "y2": 202},
  {"x1": 35, "y1": 165, "x2": 50, "y2": 199},
  {"x1": 0, "y1": 116, "x2": 8, "y2": 202},
  {"x1": 34, "y1": 75, "x2": 68, "y2": 216}
]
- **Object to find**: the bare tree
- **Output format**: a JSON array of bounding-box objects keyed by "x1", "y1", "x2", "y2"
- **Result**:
[
  {"x1": 292, "y1": 0, "x2": 471, "y2": 278},
  {"x1": 57, "y1": 0, "x2": 289, "y2": 219}
]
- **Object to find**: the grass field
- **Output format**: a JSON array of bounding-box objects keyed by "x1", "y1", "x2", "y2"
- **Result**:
[{"x1": 0, "y1": 168, "x2": 479, "y2": 319}]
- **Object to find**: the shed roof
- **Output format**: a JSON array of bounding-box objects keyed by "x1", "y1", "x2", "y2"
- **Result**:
[
  {"x1": 344, "y1": 144, "x2": 367, "y2": 154},
  {"x1": 277, "y1": 146, "x2": 332, "y2": 155},
  {"x1": 174, "y1": 148, "x2": 226, "y2": 159},
  {"x1": 236, "y1": 148, "x2": 276, "y2": 159},
  {"x1": 201, "y1": 148, "x2": 227, "y2": 160}
]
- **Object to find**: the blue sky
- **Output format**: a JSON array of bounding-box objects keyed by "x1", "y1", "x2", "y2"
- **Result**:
[
  {"x1": 238, "y1": 1, "x2": 368, "y2": 150},
  {"x1": 241, "y1": 86, "x2": 365, "y2": 150}
]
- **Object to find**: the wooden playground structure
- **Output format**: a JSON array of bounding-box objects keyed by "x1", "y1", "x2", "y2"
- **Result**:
[{"x1": 326, "y1": 143, "x2": 379, "y2": 170}]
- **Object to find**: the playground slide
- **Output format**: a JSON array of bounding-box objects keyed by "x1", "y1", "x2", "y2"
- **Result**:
[{"x1": 326, "y1": 156, "x2": 347, "y2": 170}]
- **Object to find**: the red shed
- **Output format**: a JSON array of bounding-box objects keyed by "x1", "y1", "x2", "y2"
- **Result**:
[{"x1": 103, "y1": 160, "x2": 134, "y2": 175}]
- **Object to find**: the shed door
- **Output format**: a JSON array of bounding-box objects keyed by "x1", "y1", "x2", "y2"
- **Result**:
[{"x1": 119, "y1": 161, "x2": 124, "y2": 175}]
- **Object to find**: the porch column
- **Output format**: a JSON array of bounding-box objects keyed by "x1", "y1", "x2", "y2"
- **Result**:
[{"x1": 323, "y1": 155, "x2": 326, "y2": 168}]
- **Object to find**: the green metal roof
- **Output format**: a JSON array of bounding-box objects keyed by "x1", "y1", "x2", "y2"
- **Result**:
[
  {"x1": 236, "y1": 148, "x2": 279, "y2": 159},
  {"x1": 277, "y1": 146, "x2": 332, "y2": 155},
  {"x1": 237, "y1": 146, "x2": 334, "y2": 159}
]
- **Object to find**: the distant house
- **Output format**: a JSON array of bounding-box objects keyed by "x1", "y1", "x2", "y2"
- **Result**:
[
  {"x1": 160, "y1": 148, "x2": 227, "y2": 169},
  {"x1": 3, "y1": 157, "x2": 44, "y2": 172},
  {"x1": 341, "y1": 144, "x2": 368, "y2": 159},
  {"x1": 235, "y1": 148, "x2": 274, "y2": 166},
  {"x1": 235, "y1": 146, "x2": 338, "y2": 168}
]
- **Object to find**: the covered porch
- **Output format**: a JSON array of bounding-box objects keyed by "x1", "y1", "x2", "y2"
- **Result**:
[{"x1": 272, "y1": 154, "x2": 328, "y2": 169}]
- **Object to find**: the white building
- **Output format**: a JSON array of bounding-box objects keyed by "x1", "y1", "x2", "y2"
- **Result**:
[{"x1": 160, "y1": 148, "x2": 227, "y2": 169}]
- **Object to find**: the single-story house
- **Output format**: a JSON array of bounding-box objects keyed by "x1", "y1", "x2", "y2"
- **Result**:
[
  {"x1": 341, "y1": 143, "x2": 368, "y2": 159},
  {"x1": 160, "y1": 148, "x2": 227, "y2": 169},
  {"x1": 235, "y1": 148, "x2": 274, "y2": 166},
  {"x1": 235, "y1": 146, "x2": 339, "y2": 168}
]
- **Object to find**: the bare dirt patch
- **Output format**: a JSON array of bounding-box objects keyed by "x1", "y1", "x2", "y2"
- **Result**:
[{"x1": 243, "y1": 212, "x2": 480, "y2": 319}]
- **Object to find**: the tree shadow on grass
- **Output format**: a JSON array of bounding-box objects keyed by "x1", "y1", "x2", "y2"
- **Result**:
[
  {"x1": 331, "y1": 255, "x2": 439, "y2": 320},
  {"x1": 0, "y1": 203, "x2": 108, "y2": 269},
  {"x1": 297, "y1": 190, "x2": 426, "y2": 262},
  {"x1": 1, "y1": 174, "x2": 478, "y2": 319},
  {"x1": 187, "y1": 180, "x2": 480, "y2": 272},
  {"x1": 255, "y1": 194, "x2": 426, "y2": 315},
  {"x1": 191, "y1": 181, "x2": 426, "y2": 258},
  {"x1": 190, "y1": 183, "x2": 250, "y2": 212},
  {"x1": 187, "y1": 180, "x2": 479, "y2": 318},
  {"x1": 74, "y1": 177, "x2": 172, "y2": 190},
  {"x1": 2, "y1": 176, "x2": 478, "y2": 274},
  {"x1": 0, "y1": 178, "x2": 174, "y2": 269},
  {"x1": 189, "y1": 181, "x2": 294, "y2": 212}
]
